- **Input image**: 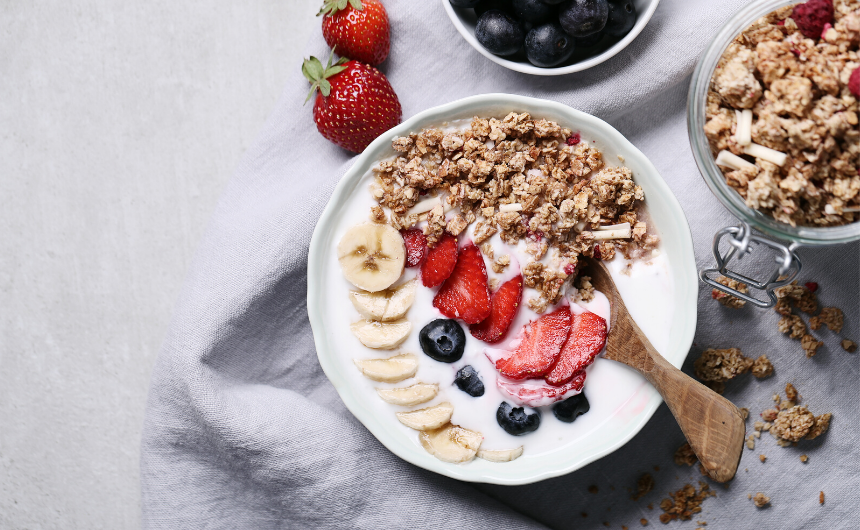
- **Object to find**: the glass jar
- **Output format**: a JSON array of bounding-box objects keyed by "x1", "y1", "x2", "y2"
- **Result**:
[{"x1": 687, "y1": 0, "x2": 860, "y2": 307}]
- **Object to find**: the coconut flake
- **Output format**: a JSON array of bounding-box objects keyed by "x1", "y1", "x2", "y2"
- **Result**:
[
  {"x1": 715, "y1": 150, "x2": 757, "y2": 171},
  {"x1": 499, "y1": 203, "x2": 523, "y2": 213},
  {"x1": 735, "y1": 109, "x2": 752, "y2": 146},
  {"x1": 743, "y1": 143, "x2": 787, "y2": 167},
  {"x1": 407, "y1": 196, "x2": 442, "y2": 215},
  {"x1": 591, "y1": 227, "x2": 632, "y2": 240},
  {"x1": 595, "y1": 222, "x2": 631, "y2": 231}
]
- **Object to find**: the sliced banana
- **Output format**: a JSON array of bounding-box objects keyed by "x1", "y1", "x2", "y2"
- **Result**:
[
  {"x1": 350, "y1": 319, "x2": 411, "y2": 349},
  {"x1": 396, "y1": 402, "x2": 454, "y2": 431},
  {"x1": 376, "y1": 383, "x2": 438, "y2": 406},
  {"x1": 337, "y1": 223, "x2": 405, "y2": 292},
  {"x1": 419, "y1": 423, "x2": 483, "y2": 464},
  {"x1": 477, "y1": 446, "x2": 524, "y2": 463},
  {"x1": 349, "y1": 279, "x2": 417, "y2": 322},
  {"x1": 353, "y1": 353, "x2": 418, "y2": 383}
]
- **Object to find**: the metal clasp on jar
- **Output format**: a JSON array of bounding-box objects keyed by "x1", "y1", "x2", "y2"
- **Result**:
[{"x1": 700, "y1": 221, "x2": 802, "y2": 308}]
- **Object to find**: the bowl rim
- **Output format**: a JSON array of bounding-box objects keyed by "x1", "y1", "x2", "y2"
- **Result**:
[
  {"x1": 686, "y1": 0, "x2": 860, "y2": 246},
  {"x1": 441, "y1": 0, "x2": 662, "y2": 76},
  {"x1": 308, "y1": 93, "x2": 698, "y2": 485}
]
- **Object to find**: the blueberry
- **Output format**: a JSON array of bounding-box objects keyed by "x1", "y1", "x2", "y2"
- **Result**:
[
  {"x1": 454, "y1": 365, "x2": 485, "y2": 397},
  {"x1": 512, "y1": 0, "x2": 555, "y2": 24},
  {"x1": 552, "y1": 392, "x2": 590, "y2": 423},
  {"x1": 575, "y1": 29, "x2": 604, "y2": 47},
  {"x1": 419, "y1": 319, "x2": 466, "y2": 363},
  {"x1": 525, "y1": 22, "x2": 575, "y2": 67},
  {"x1": 604, "y1": 0, "x2": 636, "y2": 37},
  {"x1": 497, "y1": 401, "x2": 541, "y2": 435},
  {"x1": 558, "y1": 0, "x2": 608, "y2": 38},
  {"x1": 450, "y1": 0, "x2": 483, "y2": 7},
  {"x1": 475, "y1": 0, "x2": 515, "y2": 17},
  {"x1": 475, "y1": 9, "x2": 526, "y2": 56}
]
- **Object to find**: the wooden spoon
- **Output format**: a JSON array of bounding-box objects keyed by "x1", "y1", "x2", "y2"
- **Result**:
[{"x1": 586, "y1": 259, "x2": 745, "y2": 483}]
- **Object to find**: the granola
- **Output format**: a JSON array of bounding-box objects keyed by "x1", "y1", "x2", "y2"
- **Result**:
[
  {"x1": 752, "y1": 492, "x2": 771, "y2": 508},
  {"x1": 711, "y1": 275, "x2": 749, "y2": 308},
  {"x1": 809, "y1": 306, "x2": 845, "y2": 332},
  {"x1": 842, "y1": 338, "x2": 858, "y2": 352},
  {"x1": 373, "y1": 113, "x2": 658, "y2": 312},
  {"x1": 674, "y1": 442, "x2": 698, "y2": 466},
  {"x1": 693, "y1": 347, "x2": 754, "y2": 383},
  {"x1": 751, "y1": 354, "x2": 775, "y2": 378},
  {"x1": 705, "y1": 2, "x2": 860, "y2": 227},
  {"x1": 658, "y1": 482, "x2": 716, "y2": 523}
]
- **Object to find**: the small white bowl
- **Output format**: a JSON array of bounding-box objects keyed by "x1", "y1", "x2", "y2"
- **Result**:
[
  {"x1": 442, "y1": 0, "x2": 661, "y2": 76},
  {"x1": 308, "y1": 93, "x2": 697, "y2": 485}
]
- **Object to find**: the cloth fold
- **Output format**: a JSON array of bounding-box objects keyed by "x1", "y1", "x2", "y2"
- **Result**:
[{"x1": 142, "y1": 1, "x2": 860, "y2": 528}]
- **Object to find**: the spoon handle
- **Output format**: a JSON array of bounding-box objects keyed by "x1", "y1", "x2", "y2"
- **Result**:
[{"x1": 606, "y1": 315, "x2": 745, "y2": 482}]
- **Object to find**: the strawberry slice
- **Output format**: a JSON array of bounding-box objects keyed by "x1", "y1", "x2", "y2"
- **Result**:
[
  {"x1": 421, "y1": 232, "x2": 458, "y2": 287},
  {"x1": 494, "y1": 306, "x2": 572, "y2": 380},
  {"x1": 432, "y1": 242, "x2": 491, "y2": 324},
  {"x1": 497, "y1": 370, "x2": 586, "y2": 408},
  {"x1": 469, "y1": 274, "x2": 523, "y2": 343},
  {"x1": 545, "y1": 310, "x2": 607, "y2": 386},
  {"x1": 401, "y1": 228, "x2": 427, "y2": 268}
]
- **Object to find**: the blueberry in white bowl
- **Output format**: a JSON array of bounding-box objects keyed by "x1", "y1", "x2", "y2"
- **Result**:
[
  {"x1": 497, "y1": 401, "x2": 541, "y2": 435},
  {"x1": 553, "y1": 392, "x2": 591, "y2": 422},
  {"x1": 525, "y1": 22, "x2": 576, "y2": 67},
  {"x1": 512, "y1": 0, "x2": 556, "y2": 23},
  {"x1": 475, "y1": 10, "x2": 527, "y2": 56},
  {"x1": 475, "y1": 0, "x2": 515, "y2": 16},
  {"x1": 558, "y1": 0, "x2": 608, "y2": 37},
  {"x1": 419, "y1": 319, "x2": 466, "y2": 363},
  {"x1": 605, "y1": 0, "x2": 636, "y2": 36},
  {"x1": 454, "y1": 365, "x2": 485, "y2": 397}
]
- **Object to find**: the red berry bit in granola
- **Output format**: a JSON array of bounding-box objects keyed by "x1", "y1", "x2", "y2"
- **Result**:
[{"x1": 705, "y1": 1, "x2": 860, "y2": 227}]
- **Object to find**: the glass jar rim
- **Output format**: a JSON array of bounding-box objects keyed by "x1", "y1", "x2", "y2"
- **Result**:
[{"x1": 687, "y1": 0, "x2": 860, "y2": 247}]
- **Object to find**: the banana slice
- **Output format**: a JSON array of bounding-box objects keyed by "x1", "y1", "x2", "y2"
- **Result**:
[
  {"x1": 477, "y1": 446, "x2": 524, "y2": 463},
  {"x1": 349, "y1": 279, "x2": 417, "y2": 322},
  {"x1": 396, "y1": 402, "x2": 454, "y2": 431},
  {"x1": 337, "y1": 223, "x2": 405, "y2": 292},
  {"x1": 376, "y1": 383, "x2": 438, "y2": 406},
  {"x1": 350, "y1": 319, "x2": 411, "y2": 349},
  {"x1": 353, "y1": 353, "x2": 418, "y2": 383},
  {"x1": 419, "y1": 424, "x2": 483, "y2": 464}
]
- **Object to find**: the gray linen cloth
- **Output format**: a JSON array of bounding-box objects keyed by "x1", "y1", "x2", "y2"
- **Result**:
[{"x1": 141, "y1": 0, "x2": 860, "y2": 527}]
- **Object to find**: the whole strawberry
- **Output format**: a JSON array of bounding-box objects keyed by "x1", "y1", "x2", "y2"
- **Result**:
[
  {"x1": 303, "y1": 51, "x2": 402, "y2": 153},
  {"x1": 319, "y1": 0, "x2": 390, "y2": 66}
]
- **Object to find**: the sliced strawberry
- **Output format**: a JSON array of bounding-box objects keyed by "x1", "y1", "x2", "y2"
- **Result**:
[
  {"x1": 469, "y1": 274, "x2": 523, "y2": 343},
  {"x1": 401, "y1": 228, "x2": 427, "y2": 268},
  {"x1": 497, "y1": 370, "x2": 586, "y2": 408},
  {"x1": 494, "y1": 306, "x2": 572, "y2": 380},
  {"x1": 421, "y1": 232, "x2": 458, "y2": 287},
  {"x1": 545, "y1": 311, "x2": 607, "y2": 386},
  {"x1": 432, "y1": 243, "x2": 491, "y2": 324}
]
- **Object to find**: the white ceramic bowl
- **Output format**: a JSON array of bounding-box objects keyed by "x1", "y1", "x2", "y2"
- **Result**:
[
  {"x1": 442, "y1": 0, "x2": 661, "y2": 76},
  {"x1": 307, "y1": 93, "x2": 697, "y2": 485}
]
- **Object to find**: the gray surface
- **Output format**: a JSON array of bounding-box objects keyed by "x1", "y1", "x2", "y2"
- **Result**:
[
  {"x1": 140, "y1": 0, "x2": 860, "y2": 529},
  {"x1": 0, "y1": 1, "x2": 314, "y2": 528}
]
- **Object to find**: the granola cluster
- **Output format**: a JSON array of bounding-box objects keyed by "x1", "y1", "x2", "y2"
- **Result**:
[
  {"x1": 705, "y1": 1, "x2": 860, "y2": 227},
  {"x1": 372, "y1": 113, "x2": 658, "y2": 312},
  {"x1": 774, "y1": 280, "x2": 853, "y2": 357},
  {"x1": 753, "y1": 383, "x2": 833, "y2": 447},
  {"x1": 658, "y1": 482, "x2": 716, "y2": 523},
  {"x1": 711, "y1": 275, "x2": 749, "y2": 308}
]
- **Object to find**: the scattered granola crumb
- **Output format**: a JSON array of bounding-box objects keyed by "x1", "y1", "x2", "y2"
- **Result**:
[
  {"x1": 674, "y1": 443, "x2": 698, "y2": 467},
  {"x1": 752, "y1": 492, "x2": 770, "y2": 508},
  {"x1": 740, "y1": 407, "x2": 750, "y2": 420},
  {"x1": 785, "y1": 382, "x2": 800, "y2": 403},
  {"x1": 842, "y1": 339, "x2": 857, "y2": 353},
  {"x1": 693, "y1": 348, "x2": 753, "y2": 383},
  {"x1": 491, "y1": 255, "x2": 511, "y2": 274},
  {"x1": 582, "y1": 512, "x2": 588, "y2": 518},
  {"x1": 810, "y1": 307, "x2": 844, "y2": 333},
  {"x1": 775, "y1": 282, "x2": 818, "y2": 314},
  {"x1": 759, "y1": 454, "x2": 767, "y2": 463},
  {"x1": 369, "y1": 205, "x2": 387, "y2": 224},
  {"x1": 778, "y1": 314, "x2": 807, "y2": 339},
  {"x1": 751, "y1": 355, "x2": 774, "y2": 378},
  {"x1": 800, "y1": 454, "x2": 808, "y2": 463},
  {"x1": 800, "y1": 334, "x2": 823, "y2": 357},
  {"x1": 772, "y1": 405, "x2": 815, "y2": 441},
  {"x1": 805, "y1": 413, "x2": 832, "y2": 440},
  {"x1": 819, "y1": 491, "x2": 825, "y2": 505},
  {"x1": 658, "y1": 482, "x2": 715, "y2": 523},
  {"x1": 588, "y1": 485, "x2": 599, "y2": 494},
  {"x1": 711, "y1": 276, "x2": 748, "y2": 308},
  {"x1": 632, "y1": 473, "x2": 654, "y2": 500},
  {"x1": 747, "y1": 494, "x2": 752, "y2": 500},
  {"x1": 640, "y1": 518, "x2": 648, "y2": 526},
  {"x1": 623, "y1": 526, "x2": 629, "y2": 530},
  {"x1": 746, "y1": 435, "x2": 756, "y2": 450}
]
